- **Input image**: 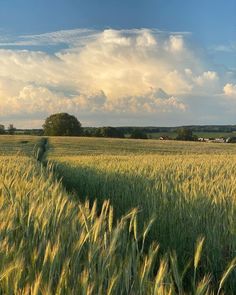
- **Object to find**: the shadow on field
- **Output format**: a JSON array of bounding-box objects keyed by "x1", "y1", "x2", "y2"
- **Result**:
[{"x1": 54, "y1": 162, "x2": 236, "y2": 288}]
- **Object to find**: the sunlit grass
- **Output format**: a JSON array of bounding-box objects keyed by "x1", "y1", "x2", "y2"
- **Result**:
[
  {"x1": 0, "y1": 135, "x2": 41, "y2": 156},
  {"x1": 0, "y1": 136, "x2": 235, "y2": 293},
  {"x1": 0, "y1": 156, "x2": 235, "y2": 294},
  {"x1": 47, "y1": 136, "x2": 236, "y2": 156},
  {"x1": 47, "y1": 136, "x2": 236, "y2": 291}
]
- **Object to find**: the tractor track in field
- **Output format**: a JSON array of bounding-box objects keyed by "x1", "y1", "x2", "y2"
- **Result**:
[{"x1": 36, "y1": 137, "x2": 48, "y2": 162}]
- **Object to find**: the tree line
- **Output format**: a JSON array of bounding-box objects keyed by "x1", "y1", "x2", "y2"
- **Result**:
[
  {"x1": 2, "y1": 112, "x2": 229, "y2": 141},
  {"x1": 42, "y1": 113, "x2": 196, "y2": 140},
  {"x1": 0, "y1": 124, "x2": 17, "y2": 135},
  {"x1": 43, "y1": 113, "x2": 148, "y2": 139}
]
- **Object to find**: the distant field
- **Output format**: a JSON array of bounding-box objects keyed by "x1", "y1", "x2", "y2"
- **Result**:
[
  {"x1": 0, "y1": 135, "x2": 41, "y2": 156},
  {"x1": 47, "y1": 136, "x2": 236, "y2": 157}
]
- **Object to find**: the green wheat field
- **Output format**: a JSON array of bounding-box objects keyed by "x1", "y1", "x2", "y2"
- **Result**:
[{"x1": 1, "y1": 135, "x2": 236, "y2": 294}]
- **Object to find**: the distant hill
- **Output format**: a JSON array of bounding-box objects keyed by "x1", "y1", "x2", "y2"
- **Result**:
[{"x1": 115, "y1": 125, "x2": 236, "y2": 134}]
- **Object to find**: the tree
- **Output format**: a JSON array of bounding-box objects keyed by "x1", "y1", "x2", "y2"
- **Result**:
[
  {"x1": 130, "y1": 129, "x2": 148, "y2": 139},
  {"x1": 8, "y1": 124, "x2": 16, "y2": 135},
  {"x1": 43, "y1": 113, "x2": 82, "y2": 136},
  {"x1": 176, "y1": 128, "x2": 196, "y2": 141},
  {"x1": 0, "y1": 125, "x2": 5, "y2": 135}
]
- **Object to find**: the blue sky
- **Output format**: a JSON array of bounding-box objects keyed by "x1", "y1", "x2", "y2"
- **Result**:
[
  {"x1": 1, "y1": 0, "x2": 235, "y2": 45},
  {"x1": 0, "y1": 0, "x2": 235, "y2": 127}
]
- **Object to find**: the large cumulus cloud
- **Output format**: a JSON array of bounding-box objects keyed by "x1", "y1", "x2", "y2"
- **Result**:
[{"x1": 0, "y1": 28, "x2": 234, "y2": 127}]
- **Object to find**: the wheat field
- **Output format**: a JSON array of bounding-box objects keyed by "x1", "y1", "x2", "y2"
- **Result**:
[
  {"x1": 50, "y1": 154, "x2": 236, "y2": 286},
  {"x1": 47, "y1": 137, "x2": 236, "y2": 293},
  {"x1": 1, "y1": 155, "x2": 229, "y2": 294},
  {"x1": 0, "y1": 135, "x2": 40, "y2": 156},
  {"x1": 0, "y1": 136, "x2": 235, "y2": 293}
]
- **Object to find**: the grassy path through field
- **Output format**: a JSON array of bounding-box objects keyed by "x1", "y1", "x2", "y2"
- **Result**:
[{"x1": 36, "y1": 137, "x2": 48, "y2": 161}]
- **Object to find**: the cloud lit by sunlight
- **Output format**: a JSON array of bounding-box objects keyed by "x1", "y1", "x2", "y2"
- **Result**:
[{"x1": 0, "y1": 28, "x2": 235, "y2": 127}]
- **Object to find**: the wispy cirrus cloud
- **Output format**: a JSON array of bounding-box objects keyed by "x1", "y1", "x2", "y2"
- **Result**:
[
  {"x1": 0, "y1": 29, "x2": 98, "y2": 47},
  {"x1": 211, "y1": 44, "x2": 236, "y2": 53},
  {"x1": 0, "y1": 28, "x2": 191, "y2": 48}
]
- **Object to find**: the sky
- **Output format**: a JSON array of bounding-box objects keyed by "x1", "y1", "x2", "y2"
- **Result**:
[{"x1": 0, "y1": 0, "x2": 236, "y2": 128}]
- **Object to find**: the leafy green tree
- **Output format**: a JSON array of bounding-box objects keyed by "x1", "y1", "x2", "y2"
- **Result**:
[
  {"x1": 43, "y1": 113, "x2": 82, "y2": 136},
  {"x1": 176, "y1": 128, "x2": 196, "y2": 141},
  {"x1": 130, "y1": 129, "x2": 148, "y2": 139}
]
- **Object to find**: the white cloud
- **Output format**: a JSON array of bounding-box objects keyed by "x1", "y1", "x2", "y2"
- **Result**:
[
  {"x1": 192, "y1": 71, "x2": 220, "y2": 94},
  {"x1": 0, "y1": 28, "x2": 235, "y2": 127},
  {"x1": 0, "y1": 28, "x2": 190, "y2": 48},
  {"x1": 194, "y1": 71, "x2": 218, "y2": 85},
  {"x1": 167, "y1": 35, "x2": 184, "y2": 52},
  {"x1": 224, "y1": 83, "x2": 236, "y2": 97}
]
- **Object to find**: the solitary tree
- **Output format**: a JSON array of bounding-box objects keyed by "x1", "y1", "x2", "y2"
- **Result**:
[{"x1": 43, "y1": 113, "x2": 82, "y2": 136}]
